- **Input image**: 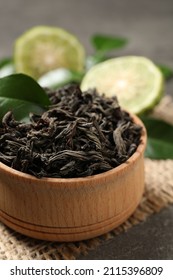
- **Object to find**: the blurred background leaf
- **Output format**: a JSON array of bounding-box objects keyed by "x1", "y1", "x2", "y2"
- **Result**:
[
  {"x1": 91, "y1": 34, "x2": 128, "y2": 53},
  {"x1": 142, "y1": 116, "x2": 173, "y2": 159},
  {"x1": 158, "y1": 64, "x2": 173, "y2": 80}
]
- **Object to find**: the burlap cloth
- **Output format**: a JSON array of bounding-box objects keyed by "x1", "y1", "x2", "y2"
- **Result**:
[{"x1": 0, "y1": 95, "x2": 173, "y2": 260}]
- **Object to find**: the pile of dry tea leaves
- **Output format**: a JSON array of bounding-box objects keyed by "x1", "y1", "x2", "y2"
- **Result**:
[{"x1": 0, "y1": 85, "x2": 142, "y2": 178}]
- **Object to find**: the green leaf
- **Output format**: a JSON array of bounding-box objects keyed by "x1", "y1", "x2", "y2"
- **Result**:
[
  {"x1": 91, "y1": 34, "x2": 128, "y2": 53},
  {"x1": 0, "y1": 74, "x2": 50, "y2": 106},
  {"x1": 38, "y1": 68, "x2": 84, "y2": 89},
  {"x1": 0, "y1": 73, "x2": 50, "y2": 122},
  {"x1": 0, "y1": 57, "x2": 15, "y2": 78},
  {"x1": 85, "y1": 53, "x2": 107, "y2": 70},
  {"x1": 0, "y1": 57, "x2": 13, "y2": 68},
  {"x1": 145, "y1": 138, "x2": 173, "y2": 159},
  {"x1": 0, "y1": 63, "x2": 15, "y2": 78},
  {"x1": 158, "y1": 64, "x2": 173, "y2": 80},
  {"x1": 0, "y1": 98, "x2": 44, "y2": 123},
  {"x1": 141, "y1": 117, "x2": 173, "y2": 159}
]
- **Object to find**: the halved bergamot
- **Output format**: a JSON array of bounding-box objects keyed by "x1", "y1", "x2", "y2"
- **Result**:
[
  {"x1": 81, "y1": 56, "x2": 164, "y2": 114},
  {"x1": 14, "y1": 26, "x2": 85, "y2": 80}
]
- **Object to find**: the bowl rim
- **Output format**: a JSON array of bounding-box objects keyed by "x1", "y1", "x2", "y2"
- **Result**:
[{"x1": 0, "y1": 113, "x2": 147, "y2": 184}]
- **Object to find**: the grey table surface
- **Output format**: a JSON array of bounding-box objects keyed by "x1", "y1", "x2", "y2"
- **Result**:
[{"x1": 0, "y1": 0, "x2": 173, "y2": 260}]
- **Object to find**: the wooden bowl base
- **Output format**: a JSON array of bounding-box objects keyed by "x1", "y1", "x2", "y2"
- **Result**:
[{"x1": 0, "y1": 198, "x2": 140, "y2": 242}]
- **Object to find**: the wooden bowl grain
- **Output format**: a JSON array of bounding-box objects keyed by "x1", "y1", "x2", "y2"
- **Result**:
[{"x1": 0, "y1": 113, "x2": 146, "y2": 242}]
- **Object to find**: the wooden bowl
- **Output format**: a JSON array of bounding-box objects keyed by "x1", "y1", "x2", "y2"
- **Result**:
[{"x1": 0, "y1": 114, "x2": 146, "y2": 242}]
